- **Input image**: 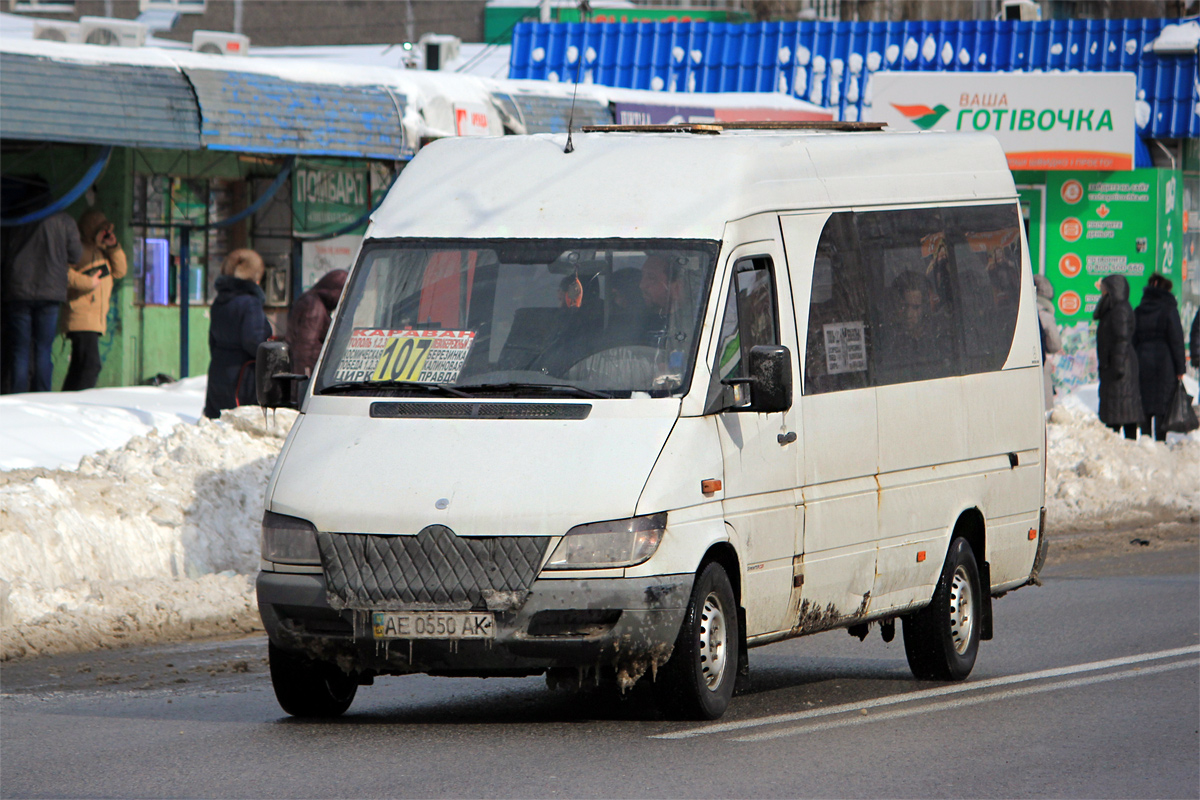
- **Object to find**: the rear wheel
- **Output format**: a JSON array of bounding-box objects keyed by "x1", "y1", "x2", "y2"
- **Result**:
[
  {"x1": 654, "y1": 562, "x2": 738, "y2": 720},
  {"x1": 268, "y1": 643, "x2": 357, "y2": 717},
  {"x1": 902, "y1": 537, "x2": 981, "y2": 681}
]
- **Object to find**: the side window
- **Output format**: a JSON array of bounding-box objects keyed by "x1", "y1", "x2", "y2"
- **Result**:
[
  {"x1": 952, "y1": 205, "x2": 1023, "y2": 374},
  {"x1": 707, "y1": 256, "x2": 779, "y2": 410},
  {"x1": 804, "y1": 213, "x2": 871, "y2": 395},
  {"x1": 803, "y1": 203, "x2": 1023, "y2": 395},
  {"x1": 860, "y1": 209, "x2": 959, "y2": 386}
]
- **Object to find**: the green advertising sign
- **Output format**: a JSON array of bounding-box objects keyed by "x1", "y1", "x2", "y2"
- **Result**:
[
  {"x1": 292, "y1": 159, "x2": 372, "y2": 236},
  {"x1": 1037, "y1": 168, "x2": 1182, "y2": 325}
]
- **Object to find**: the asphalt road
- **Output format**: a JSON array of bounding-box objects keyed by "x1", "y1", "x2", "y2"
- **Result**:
[{"x1": 3, "y1": 525, "x2": 1198, "y2": 799}]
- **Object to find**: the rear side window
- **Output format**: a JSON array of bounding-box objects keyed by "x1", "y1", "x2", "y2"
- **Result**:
[{"x1": 803, "y1": 204, "x2": 1022, "y2": 395}]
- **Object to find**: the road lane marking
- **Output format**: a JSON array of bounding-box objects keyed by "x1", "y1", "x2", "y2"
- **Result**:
[
  {"x1": 651, "y1": 644, "x2": 1200, "y2": 740},
  {"x1": 732, "y1": 658, "x2": 1199, "y2": 742}
]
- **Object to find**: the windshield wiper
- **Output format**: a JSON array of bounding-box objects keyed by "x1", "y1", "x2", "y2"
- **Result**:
[
  {"x1": 453, "y1": 382, "x2": 610, "y2": 400},
  {"x1": 319, "y1": 381, "x2": 472, "y2": 398}
]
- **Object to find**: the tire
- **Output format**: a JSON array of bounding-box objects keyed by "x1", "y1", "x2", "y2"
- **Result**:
[
  {"x1": 654, "y1": 562, "x2": 739, "y2": 720},
  {"x1": 902, "y1": 537, "x2": 981, "y2": 681},
  {"x1": 268, "y1": 643, "x2": 358, "y2": 718}
]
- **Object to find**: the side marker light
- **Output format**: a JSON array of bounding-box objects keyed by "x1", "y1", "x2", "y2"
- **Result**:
[
  {"x1": 916, "y1": 551, "x2": 927, "y2": 563},
  {"x1": 701, "y1": 479, "x2": 722, "y2": 495}
]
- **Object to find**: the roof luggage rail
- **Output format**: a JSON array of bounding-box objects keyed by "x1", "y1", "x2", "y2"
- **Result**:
[{"x1": 579, "y1": 121, "x2": 887, "y2": 134}]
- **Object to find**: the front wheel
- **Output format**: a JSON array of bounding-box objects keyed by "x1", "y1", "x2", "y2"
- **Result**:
[
  {"x1": 902, "y1": 537, "x2": 981, "y2": 681},
  {"x1": 654, "y1": 562, "x2": 739, "y2": 720},
  {"x1": 268, "y1": 643, "x2": 358, "y2": 718}
]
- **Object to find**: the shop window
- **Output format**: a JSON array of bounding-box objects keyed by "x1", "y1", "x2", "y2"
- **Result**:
[{"x1": 804, "y1": 204, "x2": 1022, "y2": 394}]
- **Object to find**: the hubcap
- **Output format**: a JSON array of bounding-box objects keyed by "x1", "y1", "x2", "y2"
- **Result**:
[
  {"x1": 948, "y1": 565, "x2": 975, "y2": 655},
  {"x1": 698, "y1": 591, "x2": 728, "y2": 690}
]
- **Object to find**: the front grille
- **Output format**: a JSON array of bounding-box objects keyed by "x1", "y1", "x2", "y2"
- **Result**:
[
  {"x1": 370, "y1": 402, "x2": 591, "y2": 420},
  {"x1": 317, "y1": 526, "x2": 549, "y2": 611}
]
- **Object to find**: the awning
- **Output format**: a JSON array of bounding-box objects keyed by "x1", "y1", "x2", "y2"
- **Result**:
[{"x1": 0, "y1": 51, "x2": 201, "y2": 149}]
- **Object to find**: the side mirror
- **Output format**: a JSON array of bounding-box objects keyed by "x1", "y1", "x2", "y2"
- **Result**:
[
  {"x1": 745, "y1": 345, "x2": 792, "y2": 413},
  {"x1": 256, "y1": 341, "x2": 303, "y2": 409}
]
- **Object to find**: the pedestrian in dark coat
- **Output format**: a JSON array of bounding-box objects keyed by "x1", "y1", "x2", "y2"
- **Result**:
[
  {"x1": 285, "y1": 269, "x2": 347, "y2": 377},
  {"x1": 204, "y1": 249, "x2": 272, "y2": 419},
  {"x1": 1, "y1": 193, "x2": 82, "y2": 393},
  {"x1": 1093, "y1": 274, "x2": 1142, "y2": 439},
  {"x1": 1190, "y1": 310, "x2": 1199, "y2": 370},
  {"x1": 1133, "y1": 273, "x2": 1186, "y2": 441}
]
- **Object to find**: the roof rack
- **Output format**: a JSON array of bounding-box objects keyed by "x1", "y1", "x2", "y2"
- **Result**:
[{"x1": 579, "y1": 121, "x2": 887, "y2": 134}]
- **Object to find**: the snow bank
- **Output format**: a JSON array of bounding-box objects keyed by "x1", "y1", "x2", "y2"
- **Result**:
[
  {"x1": 0, "y1": 377, "x2": 206, "y2": 471},
  {"x1": 1, "y1": 378, "x2": 1196, "y2": 660},
  {"x1": 1045, "y1": 393, "x2": 1199, "y2": 532},
  {"x1": 0, "y1": 407, "x2": 297, "y2": 660}
]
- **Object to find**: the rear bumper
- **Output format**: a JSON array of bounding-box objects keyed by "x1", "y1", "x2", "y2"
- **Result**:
[{"x1": 257, "y1": 570, "x2": 692, "y2": 677}]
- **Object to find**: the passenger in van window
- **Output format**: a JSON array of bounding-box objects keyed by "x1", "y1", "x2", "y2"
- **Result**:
[
  {"x1": 1133, "y1": 273, "x2": 1186, "y2": 441},
  {"x1": 1093, "y1": 275, "x2": 1143, "y2": 440},
  {"x1": 923, "y1": 234, "x2": 954, "y2": 315},
  {"x1": 1033, "y1": 275, "x2": 1063, "y2": 413},
  {"x1": 878, "y1": 270, "x2": 951, "y2": 383}
]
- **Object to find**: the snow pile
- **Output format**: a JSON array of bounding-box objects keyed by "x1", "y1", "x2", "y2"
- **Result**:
[
  {"x1": 0, "y1": 407, "x2": 297, "y2": 660},
  {"x1": 1045, "y1": 398, "x2": 1200, "y2": 532},
  {"x1": 0, "y1": 377, "x2": 206, "y2": 471}
]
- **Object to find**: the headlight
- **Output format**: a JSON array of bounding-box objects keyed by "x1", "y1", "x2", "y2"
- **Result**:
[
  {"x1": 544, "y1": 513, "x2": 666, "y2": 570},
  {"x1": 261, "y1": 511, "x2": 321, "y2": 565}
]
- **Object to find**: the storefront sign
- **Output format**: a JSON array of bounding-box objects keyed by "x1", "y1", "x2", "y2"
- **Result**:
[
  {"x1": 300, "y1": 235, "x2": 361, "y2": 293},
  {"x1": 293, "y1": 162, "x2": 370, "y2": 234},
  {"x1": 1041, "y1": 168, "x2": 1181, "y2": 323},
  {"x1": 613, "y1": 102, "x2": 831, "y2": 125},
  {"x1": 454, "y1": 104, "x2": 492, "y2": 136},
  {"x1": 867, "y1": 72, "x2": 1135, "y2": 171}
]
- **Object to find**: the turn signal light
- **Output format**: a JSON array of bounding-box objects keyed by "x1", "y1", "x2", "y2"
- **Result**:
[
  {"x1": 701, "y1": 479, "x2": 722, "y2": 495},
  {"x1": 916, "y1": 551, "x2": 927, "y2": 563},
  {"x1": 1028, "y1": 528, "x2": 1037, "y2": 540}
]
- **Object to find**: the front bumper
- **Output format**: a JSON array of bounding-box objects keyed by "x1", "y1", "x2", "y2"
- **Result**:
[{"x1": 257, "y1": 570, "x2": 692, "y2": 678}]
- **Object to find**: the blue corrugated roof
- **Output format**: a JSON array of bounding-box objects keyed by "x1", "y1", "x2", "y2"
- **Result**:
[
  {"x1": 183, "y1": 68, "x2": 408, "y2": 159},
  {"x1": 0, "y1": 52, "x2": 201, "y2": 149},
  {"x1": 509, "y1": 18, "x2": 1198, "y2": 139}
]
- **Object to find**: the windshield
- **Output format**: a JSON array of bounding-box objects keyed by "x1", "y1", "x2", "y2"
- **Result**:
[{"x1": 315, "y1": 239, "x2": 720, "y2": 398}]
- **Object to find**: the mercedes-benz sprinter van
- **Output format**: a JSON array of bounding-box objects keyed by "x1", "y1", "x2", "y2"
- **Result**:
[{"x1": 256, "y1": 125, "x2": 1047, "y2": 720}]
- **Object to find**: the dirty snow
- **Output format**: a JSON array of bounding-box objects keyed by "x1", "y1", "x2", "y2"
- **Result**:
[
  {"x1": 1, "y1": 401, "x2": 298, "y2": 660},
  {"x1": 0, "y1": 379, "x2": 1197, "y2": 660}
]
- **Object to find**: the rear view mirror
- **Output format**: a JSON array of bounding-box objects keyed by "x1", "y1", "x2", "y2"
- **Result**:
[
  {"x1": 717, "y1": 345, "x2": 792, "y2": 414},
  {"x1": 746, "y1": 345, "x2": 792, "y2": 413},
  {"x1": 256, "y1": 341, "x2": 302, "y2": 409}
]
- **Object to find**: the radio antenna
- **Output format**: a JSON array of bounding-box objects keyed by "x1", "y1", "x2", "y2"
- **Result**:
[{"x1": 563, "y1": 0, "x2": 591, "y2": 154}]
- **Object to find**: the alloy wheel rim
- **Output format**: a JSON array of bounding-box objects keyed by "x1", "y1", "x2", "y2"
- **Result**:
[
  {"x1": 948, "y1": 564, "x2": 975, "y2": 655},
  {"x1": 698, "y1": 591, "x2": 728, "y2": 690}
]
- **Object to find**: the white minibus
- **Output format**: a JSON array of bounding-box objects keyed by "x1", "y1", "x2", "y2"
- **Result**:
[{"x1": 255, "y1": 125, "x2": 1047, "y2": 720}]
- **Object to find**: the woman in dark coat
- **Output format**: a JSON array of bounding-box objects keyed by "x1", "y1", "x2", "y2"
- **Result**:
[
  {"x1": 204, "y1": 249, "x2": 273, "y2": 419},
  {"x1": 285, "y1": 269, "x2": 347, "y2": 377},
  {"x1": 1093, "y1": 274, "x2": 1142, "y2": 439},
  {"x1": 1133, "y1": 273, "x2": 1186, "y2": 441}
]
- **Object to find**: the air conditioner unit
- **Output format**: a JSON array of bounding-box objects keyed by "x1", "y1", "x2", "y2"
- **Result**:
[
  {"x1": 192, "y1": 30, "x2": 250, "y2": 56},
  {"x1": 80, "y1": 16, "x2": 148, "y2": 47},
  {"x1": 33, "y1": 20, "x2": 83, "y2": 43},
  {"x1": 418, "y1": 33, "x2": 461, "y2": 71},
  {"x1": 1000, "y1": 0, "x2": 1041, "y2": 21}
]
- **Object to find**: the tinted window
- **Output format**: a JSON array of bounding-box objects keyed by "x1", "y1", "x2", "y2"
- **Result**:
[{"x1": 803, "y1": 204, "x2": 1022, "y2": 395}]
